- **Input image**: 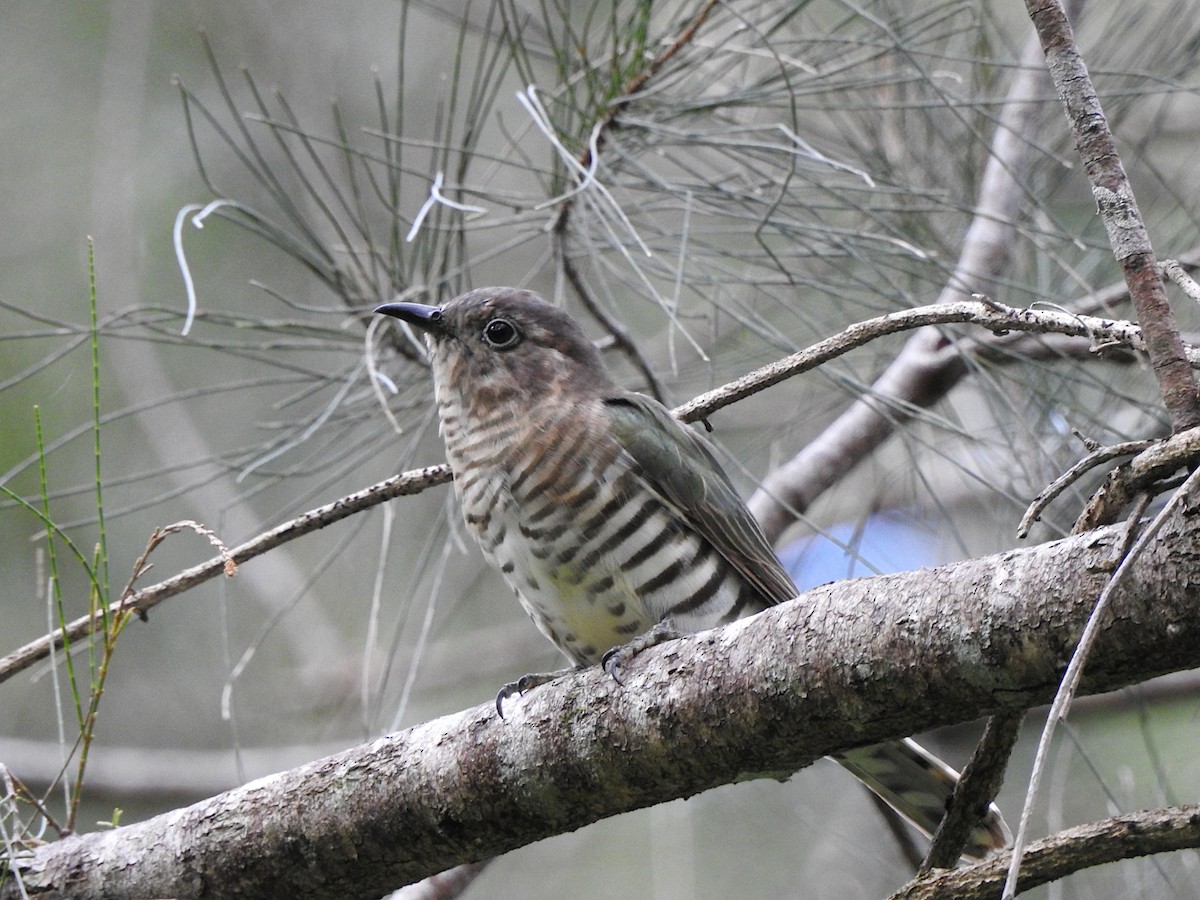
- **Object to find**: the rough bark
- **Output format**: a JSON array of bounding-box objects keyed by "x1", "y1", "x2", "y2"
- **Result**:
[{"x1": 6, "y1": 505, "x2": 1200, "y2": 899}]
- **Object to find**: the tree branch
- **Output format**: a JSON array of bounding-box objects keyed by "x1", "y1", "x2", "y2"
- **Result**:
[
  {"x1": 0, "y1": 464, "x2": 451, "y2": 686},
  {"x1": 1025, "y1": 0, "x2": 1200, "y2": 432},
  {"x1": 919, "y1": 711, "x2": 1024, "y2": 872},
  {"x1": 1017, "y1": 439, "x2": 1155, "y2": 538},
  {"x1": 676, "y1": 298, "x2": 1198, "y2": 425},
  {"x1": 7, "y1": 504, "x2": 1200, "y2": 900},
  {"x1": 892, "y1": 805, "x2": 1200, "y2": 900}
]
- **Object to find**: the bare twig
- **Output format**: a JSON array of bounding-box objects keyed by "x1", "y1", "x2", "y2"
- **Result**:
[
  {"x1": 1025, "y1": 0, "x2": 1200, "y2": 432},
  {"x1": 956, "y1": 245, "x2": 1200, "y2": 366},
  {"x1": 1017, "y1": 439, "x2": 1154, "y2": 538},
  {"x1": 0, "y1": 465, "x2": 450, "y2": 686},
  {"x1": 679, "y1": 299, "x2": 1199, "y2": 427},
  {"x1": 1106, "y1": 491, "x2": 1153, "y2": 566},
  {"x1": 1161, "y1": 259, "x2": 1200, "y2": 306},
  {"x1": 1072, "y1": 424, "x2": 1200, "y2": 532},
  {"x1": 919, "y1": 712, "x2": 1024, "y2": 873},
  {"x1": 892, "y1": 804, "x2": 1200, "y2": 900},
  {"x1": 1118, "y1": 424, "x2": 1200, "y2": 481}
]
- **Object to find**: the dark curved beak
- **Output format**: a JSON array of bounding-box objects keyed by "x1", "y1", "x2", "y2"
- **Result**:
[{"x1": 374, "y1": 301, "x2": 445, "y2": 333}]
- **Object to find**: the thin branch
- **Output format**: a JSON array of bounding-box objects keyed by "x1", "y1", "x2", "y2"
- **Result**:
[
  {"x1": 1161, "y1": 259, "x2": 1200, "y2": 306},
  {"x1": 1025, "y1": 0, "x2": 1200, "y2": 432},
  {"x1": 919, "y1": 711, "x2": 1024, "y2": 873},
  {"x1": 1017, "y1": 439, "x2": 1154, "y2": 538},
  {"x1": 1072, "y1": 423, "x2": 1200, "y2": 532},
  {"x1": 678, "y1": 298, "x2": 1199, "y2": 426},
  {"x1": 0, "y1": 465, "x2": 450, "y2": 686},
  {"x1": 961, "y1": 245, "x2": 1200, "y2": 365},
  {"x1": 3, "y1": 300, "x2": 1192, "y2": 685},
  {"x1": 892, "y1": 805, "x2": 1200, "y2": 900}
]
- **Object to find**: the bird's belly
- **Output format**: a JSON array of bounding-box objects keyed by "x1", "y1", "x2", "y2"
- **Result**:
[
  {"x1": 486, "y1": 524, "x2": 659, "y2": 666},
  {"x1": 459, "y1": 470, "x2": 742, "y2": 665}
]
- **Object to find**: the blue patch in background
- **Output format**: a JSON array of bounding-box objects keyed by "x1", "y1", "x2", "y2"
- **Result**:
[{"x1": 778, "y1": 511, "x2": 942, "y2": 590}]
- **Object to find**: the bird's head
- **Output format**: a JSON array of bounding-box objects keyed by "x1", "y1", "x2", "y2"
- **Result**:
[{"x1": 375, "y1": 288, "x2": 616, "y2": 414}]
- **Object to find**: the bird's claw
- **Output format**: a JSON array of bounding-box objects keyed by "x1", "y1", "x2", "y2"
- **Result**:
[
  {"x1": 601, "y1": 647, "x2": 628, "y2": 685},
  {"x1": 600, "y1": 618, "x2": 682, "y2": 686},
  {"x1": 494, "y1": 669, "x2": 572, "y2": 718},
  {"x1": 496, "y1": 621, "x2": 682, "y2": 716}
]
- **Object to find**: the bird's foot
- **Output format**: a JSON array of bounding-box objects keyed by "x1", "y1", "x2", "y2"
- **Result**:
[
  {"x1": 601, "y1": 618, "x2": 682, "y2": 685},
  {"x1": 495, "y1": 667, "x2": 577, "y2": 718}
]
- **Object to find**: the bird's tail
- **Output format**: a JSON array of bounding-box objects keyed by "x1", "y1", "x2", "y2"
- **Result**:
[{"x1": 832, "y1": 737, "x2": 1011, "y2": 861}]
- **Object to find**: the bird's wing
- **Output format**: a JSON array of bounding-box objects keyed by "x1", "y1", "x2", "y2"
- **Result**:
[{"x1": 603, "y1": 393, "x2": 798, "y2": 607}]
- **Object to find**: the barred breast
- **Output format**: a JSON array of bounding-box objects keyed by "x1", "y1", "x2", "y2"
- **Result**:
[{"x1": 438, "y1": 391, "x2": 761, "y2": 665}]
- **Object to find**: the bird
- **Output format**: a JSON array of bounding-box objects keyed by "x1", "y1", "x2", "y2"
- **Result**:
[{"x1": 375, "y1": 286, "x2": 1010, "y2": 860}]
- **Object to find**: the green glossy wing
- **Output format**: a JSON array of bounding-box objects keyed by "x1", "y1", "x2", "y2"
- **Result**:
[{"x1": 603, "y1": 392, "x2": 798, "y2": 607}]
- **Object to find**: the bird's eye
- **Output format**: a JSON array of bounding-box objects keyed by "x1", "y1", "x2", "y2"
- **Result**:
[{"x1": 482, "y1": 317, "x2": 521, "y2": 349}]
